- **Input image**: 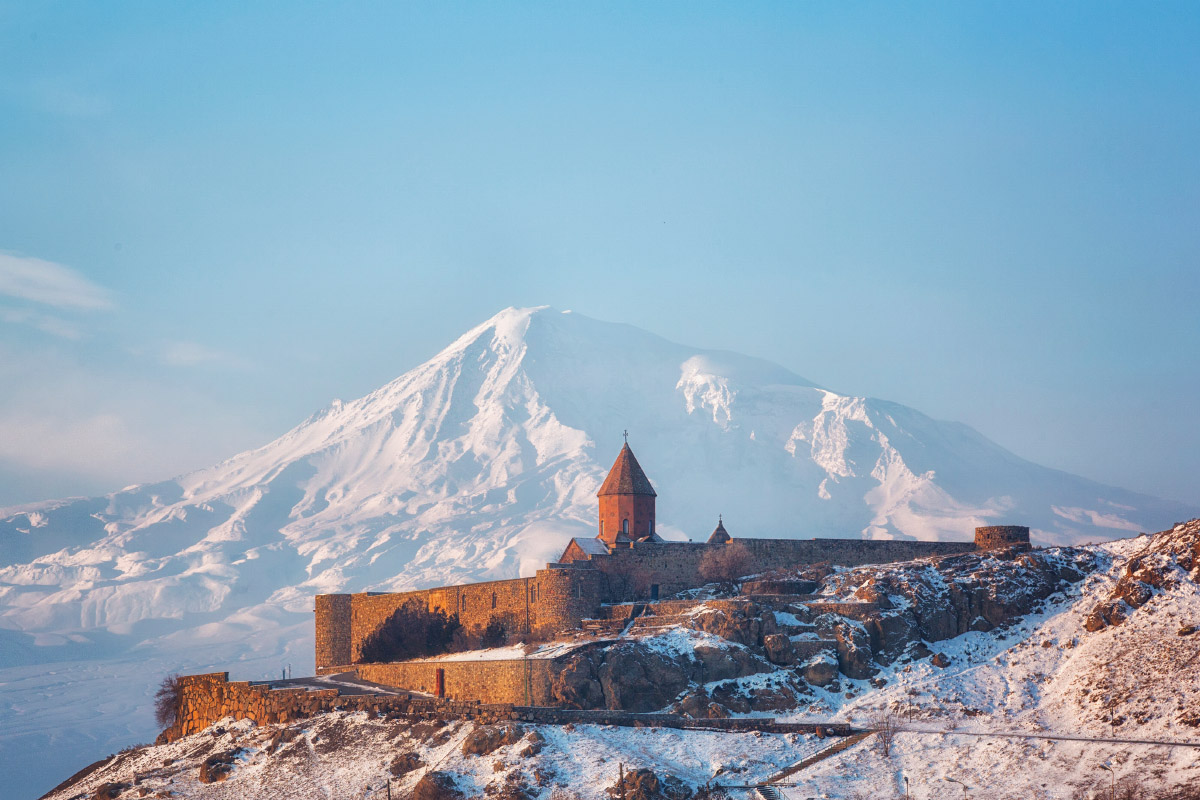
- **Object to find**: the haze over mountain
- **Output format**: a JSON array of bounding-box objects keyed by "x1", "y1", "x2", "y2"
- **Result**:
[{"x1": 1, "y1": 306, "x2": 1195, "y2": 798}]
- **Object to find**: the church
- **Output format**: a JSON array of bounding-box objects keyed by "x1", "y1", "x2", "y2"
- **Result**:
[{"x1": 314, "y1": 441, "x2": 1006, "y2": 671}]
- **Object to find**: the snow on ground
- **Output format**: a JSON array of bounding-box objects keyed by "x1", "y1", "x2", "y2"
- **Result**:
[
  {"x1": 769, "y1": 535, "x2": 1200, "y2": 797},
  {"x1": 41, "y1": 712, "x2": 821, "y2": 800},
  {"x1": 413, "y1": 639, "x2": 598, "y2": 662}
]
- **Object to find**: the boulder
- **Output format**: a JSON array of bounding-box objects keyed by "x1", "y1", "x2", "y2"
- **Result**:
[
  {"x1": 931, "y1": 652, "x2": 951, "y2": 668},
  {"x1": 799, "y1": 653, "x2": 839, "y2": 687},
  {"x1": 389, "y1": 752, "x2": 423, "y2": 778},
  {"x1": 462, "y1": 723, "x2": 525, "y2": 757},
  {"x1": 763, "y1": 634, "x2": 797, "y2": 666},
  {"x1": 608, "y1": 767, "x2": 692, "y2": 800},
  {"x1": 413, "y1": 771, "x2": 465, "y2": 800},
  {"x1": 692, "y1": 644, "x2": 770, "y2": 681},
  {"x1": 198, "y1": 750, "x2": 239, "y2": 784}
]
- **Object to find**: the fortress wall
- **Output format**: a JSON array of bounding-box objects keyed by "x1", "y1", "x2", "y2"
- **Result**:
[
  {"x1": 355, "y1": 658, "x2": 558, "y2": 706},
  {"x1": 588, "y1": 538, "x2": 976, "y2": 600},
  {"x1": 336, "y1": 569, "x2": 609, "y2": 664},
  {"x1": 347, "y1": 577, "x2": 535, "y2": 662},
  {"x1": 159, "y1": 671, "x2": 857, "y2": 744},
  {"x1": 159, "y1": 672, "x2": 522, "y2": 744},
  {"x1": 162, "y1": 672, "x2": 339, "y2": 742}
]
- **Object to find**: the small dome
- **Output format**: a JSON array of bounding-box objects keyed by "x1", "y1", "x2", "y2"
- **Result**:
[{"x1": 707, "y1": 516, "x2": 731, "y2": 544}]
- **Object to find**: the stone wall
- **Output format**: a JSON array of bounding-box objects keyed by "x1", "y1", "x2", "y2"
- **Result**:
[
  {"x1": 587, "y1": 538, "x2": 976, "y2": 600},
  {"x1": 355, "y1": 656, "x2": 561, "y2": 706},
  {"x1": 162, "y1": 672, "x2": 338, "y2": 741},
  {"x1": 315, "y1": 567, "x2": 608, "y2": 669},
  {"x1": 160, "y1": 671, "x2": 857, "y2": 744}
]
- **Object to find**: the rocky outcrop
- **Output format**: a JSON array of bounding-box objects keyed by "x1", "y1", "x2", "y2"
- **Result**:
[
  {"x1": 607, "y1": 767, "x2": 692, "y2": 800},
  {"x1": 681, "y1": 600, "x2": 775, "y2": 646},
  {"x1": 820, "y1": 547, "x2": 1099, "y2": 662},
  {"x1": 1085, "y1": 520, "x2": 1200, "y2": 632}
]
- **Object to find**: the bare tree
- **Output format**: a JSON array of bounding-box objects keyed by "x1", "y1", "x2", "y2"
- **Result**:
[
  {"x1": 698, "y1": 543, "x2": 754, "y2": 594},
  {"x1": 154, "y1": 673, "x2": 182, "y2": 729},
  {"x1": 871, "y1": 710, "x2": 899, "y2": 757}
]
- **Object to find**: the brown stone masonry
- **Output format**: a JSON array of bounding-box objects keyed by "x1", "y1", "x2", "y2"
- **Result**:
[{"x1": 159, "y1": 671, "x2": 859, "y2": 744}]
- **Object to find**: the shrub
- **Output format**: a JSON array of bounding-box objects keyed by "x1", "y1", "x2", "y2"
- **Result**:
[
  {"x1": 154, "y1": 673, "x2": 182, "y2": 729},
  {"x1": 359, "y1": 600, "x2": 464, "y2": 662}
]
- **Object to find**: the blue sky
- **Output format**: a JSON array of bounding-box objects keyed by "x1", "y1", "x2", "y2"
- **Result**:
[{"x1": 0, "y1": 2, "x2": 1197, "y2": 506}]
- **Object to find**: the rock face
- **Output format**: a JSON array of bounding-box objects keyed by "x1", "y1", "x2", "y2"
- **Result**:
[
  {"x1": 596, "y1": 643, "x2": 694, "y2": 713},
  {"x1": 1085, "y1": 520, "x2": 1200, "y2": 632},
  {"x1": 549, "y1": 654, "x2": 605, "y2": 709},
  {"x1": 820, "y1": 547, "x2": 1099, "y2": 663}
]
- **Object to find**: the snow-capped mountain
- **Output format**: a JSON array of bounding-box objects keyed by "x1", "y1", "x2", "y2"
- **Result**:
[{"x1": 0, "y1": 306, "x2": 1195, "y2": 798}]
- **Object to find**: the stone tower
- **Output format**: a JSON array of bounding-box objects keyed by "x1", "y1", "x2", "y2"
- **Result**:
[
  {"x1": 974, "y1": 525, "x2": 1031, "y2": 550},
  {"x1": 597, "y1": 442, "x2": 657, "y2": 545}
]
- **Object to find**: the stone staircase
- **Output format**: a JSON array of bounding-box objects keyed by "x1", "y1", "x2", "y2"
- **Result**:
[{"x1": 763, "y1": 730, "x2": 877, "y2": 787}]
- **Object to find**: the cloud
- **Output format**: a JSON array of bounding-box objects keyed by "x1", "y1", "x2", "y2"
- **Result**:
[
  {"x1": 0, "y1": 252, "x2": 115, "y2": 310},
  {"x1": 0, "y1": 307, "x2": 83, "y2": 339},
  {"x1": 159, "y1": 340, "x2": 253, "y2": 370}
]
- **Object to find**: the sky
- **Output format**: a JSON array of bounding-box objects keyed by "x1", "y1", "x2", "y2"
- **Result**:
[{"x1": 0, "y1": 2, "x2": 1197, "y2": 507}]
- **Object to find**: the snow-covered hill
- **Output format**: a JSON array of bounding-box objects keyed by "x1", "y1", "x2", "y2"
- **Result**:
[
  {"x1": 1, "y1": 306, "x2": 1195, "y2": 798},
  {"x1": 39, "y1": 521, "x2": 1200, "y2": 800}
]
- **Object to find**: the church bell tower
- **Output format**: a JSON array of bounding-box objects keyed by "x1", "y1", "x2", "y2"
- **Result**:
[{"x1": 597, "y1": 438, "x2": 657, "y2": 546}]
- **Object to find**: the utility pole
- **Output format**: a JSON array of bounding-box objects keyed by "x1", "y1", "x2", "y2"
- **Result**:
[{"x1": 618, "y1": 763, "x2": 626, "y2": 800}]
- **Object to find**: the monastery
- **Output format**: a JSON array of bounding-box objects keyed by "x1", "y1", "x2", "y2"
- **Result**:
[{"x1": 314, "y1": 442, "x2": 1030, "y2": 672}]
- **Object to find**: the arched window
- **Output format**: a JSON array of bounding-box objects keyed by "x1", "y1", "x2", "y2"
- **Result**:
[
  {"x1": 491, "y1": 592, "x2": 497, "y2": 609},
  {"x1": 622, "y1": 518, "x2": 629, "y2": 534}
]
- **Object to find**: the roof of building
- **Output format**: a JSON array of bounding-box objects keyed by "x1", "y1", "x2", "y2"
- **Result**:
[
  {"x1": 707, "y1": 516, "x2": 731, "y2": 544},
  {"x1": 569, "y1": 537, "x2": 610, "y2": 556},
  {"x1": 597, "y1": 443, "x2": 657, "y2": 497}
]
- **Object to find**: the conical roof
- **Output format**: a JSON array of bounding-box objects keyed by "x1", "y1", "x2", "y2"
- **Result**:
[
  {"x1": 707, "y1": 516, "x2": 731, "y2": 543},
  {"x1": 597, "y1": 443, "x2": 657, "y2": 497}
]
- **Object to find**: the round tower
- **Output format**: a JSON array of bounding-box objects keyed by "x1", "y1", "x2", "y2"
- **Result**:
[{"x1": 974, "y1": 525, "x2": 1031, "y2": 551}]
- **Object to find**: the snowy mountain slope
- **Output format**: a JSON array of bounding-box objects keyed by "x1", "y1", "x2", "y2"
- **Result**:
[{"x1": 1, "y1": 306, "x2": 1196, "y2": 798}]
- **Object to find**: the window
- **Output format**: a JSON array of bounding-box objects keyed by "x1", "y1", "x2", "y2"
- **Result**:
[
  {"x1": 491, "y1": 592, "x2": 497, "y2": 609},
  {"x1": 622, "y1": 518, "x2": 629, "y2": 534}
]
